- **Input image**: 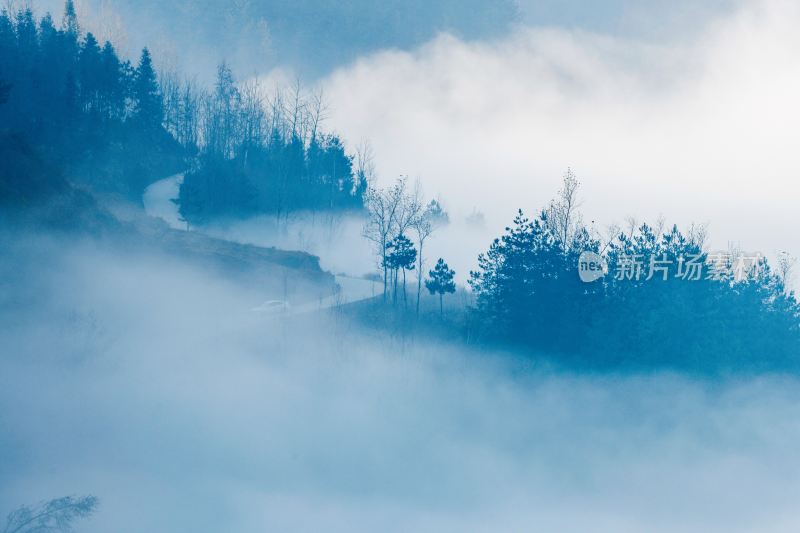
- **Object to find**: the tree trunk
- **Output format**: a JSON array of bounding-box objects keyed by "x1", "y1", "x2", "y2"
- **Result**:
[
  {"x1": 402, "y1": 268, "x2": 407, "y2": 307},
  {"x1": 382, "y1": 245, "x2": 388, "y2": 301},
  {"x1": 393, "y1": 268, "x2": 398, "y2": 304},
  {"x1": 439, "y1": 293, "x2": 443, "y2": 317},
  {"x1": 416, "y1": 241, "x2": 423, "y2": 316}
]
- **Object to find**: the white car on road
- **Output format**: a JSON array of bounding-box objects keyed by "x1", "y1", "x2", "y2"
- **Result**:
[{"x1": 251, "y1": 300, "x2": 290, "y2": 314}]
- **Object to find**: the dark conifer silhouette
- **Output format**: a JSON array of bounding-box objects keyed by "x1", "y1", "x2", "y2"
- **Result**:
[
  {"x1": 61, "y1": 0, "x2": 79, "y2": 36},
  {"x1": 385, "y1": 234, "x2": 417, "y2": 305},
  {"x1": 469, "y1": 170, "x2": 800, "y2": 368},
  {"x1": 132, "y1": 48, "x2": 162, "y2": 128},
  {"x1": 426, "y1": 258, "x2": 456, "y2": 316}
]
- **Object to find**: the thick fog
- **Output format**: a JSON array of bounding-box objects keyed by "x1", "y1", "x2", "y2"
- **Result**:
[
  {"x1": 26, "y1": 0, "x2": 739, "y2": 79},
  {"x1": 28, "y1": 0, "x2": 796, "y2": 272},
  {"x1": 143, "y1": 175, "x2": 494, "y2": 283},
  {"x1": 3, "y1": 235, "x2": 800, "y2": 532},
  {"x1": 322, "y1": 0, "x2": 800, "y2": 266},
  {"x1": 188, "y1": 213, "x2": 494, "y2": 285},
  {"x1": 28, "y1": 0, "x2": 516, "y2": 79},
  {"x1": 4, "y1": 1, "x2": 800, "y2": 530}
]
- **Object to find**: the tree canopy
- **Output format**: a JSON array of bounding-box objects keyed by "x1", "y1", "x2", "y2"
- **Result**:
[
  {"x1": 0, "y1": 4, "x2": 183, "y2": 199},
  {"x1": 0, "y1": 2, "x2": 366, "y2": 215},
  {"x1": 469, "y1": 173, "x2": 800, "y2": 371}
]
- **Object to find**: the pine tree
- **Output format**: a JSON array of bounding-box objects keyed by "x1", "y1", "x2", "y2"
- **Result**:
[
  {"x1": 37, "y1": 14, "x2": 62, "y2": 94},
  {"x1": 14, "y1": 9, "x2": 38, "y2": 65},
  {"x1": 212, "y1": 62, "x2": 240, "y2": 157},
  {"x1": 99, "y1": 41, "x2": 124, "y2": 119},
  {"x1": 132, "y1": 47, "x2": 162, "y2": 128},
  {"x1": 0, "y1": 10, "x2": 16, "y2": 105},
  {"x1": 385, "y1": 234, "x2": 417, "y2": 305},
  {"x1": 78, "y1": 32, "x2": 102, "y2": 112},
  {"x1": 0, "y1": 10, "x2": 14, "y2": 55},
  {"x1": 426, "y1": 198, "x2": 449, "y2": 225},
  {"x1": 469, "y1": 210, "x2": 548, "y2": 334},
  {"x1": 61, "y1": 0, "x2": 80, "y2": 36},
  {"x1": 426, "y1": 258, "x2": 456, "y2": 316}
]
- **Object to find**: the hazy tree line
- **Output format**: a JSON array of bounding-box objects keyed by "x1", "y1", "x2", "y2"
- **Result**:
[
  {"x1": 176, "y1": 66, "x2": 367, "y2": 225},
  {"x1": 0, "y1": 1, "x2": 366, "y2": 220},
  {"x1": 469, "y1": 170, "x2": 800, "y2": 371},
  {"x1": 0, "y1": 1, "x2": 183, "y2": 198}
]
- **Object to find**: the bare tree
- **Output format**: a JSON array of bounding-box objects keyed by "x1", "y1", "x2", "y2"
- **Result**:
[
  {"x1": 598, "y1": 222, "x2": 619, "y2": 253},
  {"x1": 624, "y1": 216, "x2": 638, "y2": 240},
  {"x1": 363, "y1": 186, "x2": 393, "y2": 299},
  {"x1": 653, "y1": 214, "x2": 667, "y2": 239},
  {"x1": 363, "y1": 177, "x2": 442, "y2": 309},
  {"x1": 409, "y1": 182, "x2": 443, "y2": 315},
  {"x1": 546, "y1": 167, "x2": 582, "y2": 249},
  {"x1": 687, "y1": 222, "x2": 708, "y2": 249},
  {"x1": 363, "y1": 177, "x2": 408, "y2": 299},
  {"x1": 391, "y1": 178, "x2": 423, "y2": 304},
  {"x1": 354, "y1": 139, "x2": 376, "y2": 188},
  {"x1": 287, "y1": 77, "x2": 306, "y2": 139},
  {"x1": 393, "y1": 176, "x2": 421, "y2": 236},
  {"x1": 3, "y1": 495, "x2": 98, "y2": 533},
  {"x1": 267, "y1": 85, "x2": 286, "y2": 138},
  {"x1": 307, "y1": 87, "x2": 329, "y2": 145},
  {"x1": 178, "y1": 77, "x2": 201, "y2": 150},
  {"x1": 159, "y1": 69, "x2": 181, "y2": 139},
  {"x1": 238, "y1": 78, "x2": 266, "y2": 162},
  {"x1": 777, "y1": 251, "x2": 797, "y2": 291}
]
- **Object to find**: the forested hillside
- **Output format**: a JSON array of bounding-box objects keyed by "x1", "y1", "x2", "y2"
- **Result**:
[
  {"x1": 0, "y1": 2, "x2": 366, "y2": 222},
  {"x1": 464, "y1": 175, "x2": 800, "y2": 371},
  {"x1": 0, "y1": 4, "x2": 184, "y2": 200},
  {"x1": 3, "y1": 1, "x2": 799, "y2": 375},
  {"x1": 0, "y1": 1, "x2": 337, "y2": 292},
  {"x1": 353, "y1": 171, "x2": 800, "y2": 373},
  {"x1": 176, "y1": 65, "x2": 367, "y2": 225}
]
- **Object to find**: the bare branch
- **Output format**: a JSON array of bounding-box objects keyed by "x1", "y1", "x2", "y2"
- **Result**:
[{"x1": 4, "y1": 495, "x2": 98, "y2": 533}]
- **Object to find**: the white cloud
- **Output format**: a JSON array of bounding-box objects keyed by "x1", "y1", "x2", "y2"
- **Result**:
[
  {"x1": 4, "y1": 238, "x2": 800, "y2": 532},
  {"x1": 323, "y1": 0, "x2": 800, "y2": 274}
]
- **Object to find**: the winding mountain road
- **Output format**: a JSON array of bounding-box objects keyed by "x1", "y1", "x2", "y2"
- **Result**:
[{"x1": 143, "y1": 175, "x2": 380, "y2": 313}]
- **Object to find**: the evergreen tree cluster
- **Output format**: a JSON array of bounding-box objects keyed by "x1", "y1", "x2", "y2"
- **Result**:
[
  {"x1": 0, "y1": 2, "x2": 365, "y2": 217},
  {"x1": 470, "y1": 182, "x2": 800, "y2": 372},
  {"x1": 384, "y1": 234, "x2": 417, "y2": 304},
  {"x1": 0, "y1": 2, "x2": 183, "y2": 199}
]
